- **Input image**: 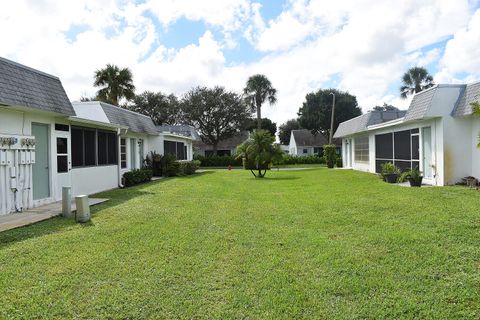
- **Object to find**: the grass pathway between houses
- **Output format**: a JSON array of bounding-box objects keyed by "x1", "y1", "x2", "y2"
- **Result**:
[{"x1": 0, "y1": 169, "x2": 480, "y2": 319}]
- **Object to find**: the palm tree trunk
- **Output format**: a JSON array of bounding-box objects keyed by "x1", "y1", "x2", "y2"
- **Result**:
[{"x1": 256, "y1": 102, "x2": 262, "y2": 130}]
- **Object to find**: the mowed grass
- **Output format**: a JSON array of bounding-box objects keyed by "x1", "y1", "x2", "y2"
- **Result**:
[{"x1": 1, "y1": 169, "x2": 480, "y2": 319}]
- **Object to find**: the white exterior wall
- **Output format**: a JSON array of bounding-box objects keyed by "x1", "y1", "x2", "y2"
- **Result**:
[
  {"x1": 71, "y1": 166, "x2": 118, "y2": 197},
  {"x1": 472, "y1": 118, "x2": 480, "y2": 178},
  {"x1": 342, "y1": 118, "x2": 445, "y2": 185},
  {"x1": 148, "y1": 134, "x2": 194, "y2": 161}
]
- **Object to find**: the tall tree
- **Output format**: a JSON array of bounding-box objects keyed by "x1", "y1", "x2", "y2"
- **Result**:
[
  {"x1": 94, "y1": 64, "x2": 135, "y2": 106},
  {"x1": 181, "y1": 86, "x2": 250, "y2": 154},
  {"x1": 278, "y1": 119, "x2": 301, "y2": 145},
  {"x1": 297, "y1": 89, "x2": 362, "y2": 138},
  {"x1": 243, "y1": 74, "x2": 277, "y2": 129},
  {"x1": 372, "y1": 103, "x2": 399, "y2": 111},
  {"x1": 243, "y1": 117, "x2": 277, "y2": 136},
  {"x1": 127, "y1": 91, "x2": 180, "y2": 125},
  {"x1": 400, "y1": 66, "x2": 435, "y2": 99}
]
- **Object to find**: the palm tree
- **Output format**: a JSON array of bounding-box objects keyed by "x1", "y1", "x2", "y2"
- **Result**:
[
  {"x1": 94, "y1": 64, "x2": 135, "y2": 106},
  {"x1": 244, "y1": 74, "x2": 277, "y2": 129},
  {"x1": 400, "y1": 67, "x2": 435, "y2": 99}
]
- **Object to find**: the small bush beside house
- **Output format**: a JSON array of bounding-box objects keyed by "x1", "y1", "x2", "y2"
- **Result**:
[
  {"x1": 323, "y1": 144, "x2": 337, "y2": 168},
  {"x1": 123, "y1": 169, "x2": 153, "y2": 187}
]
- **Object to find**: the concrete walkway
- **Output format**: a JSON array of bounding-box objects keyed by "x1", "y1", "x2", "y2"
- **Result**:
[{"x1": 0, "y1": 198, "x2": 109, "y2": 232}]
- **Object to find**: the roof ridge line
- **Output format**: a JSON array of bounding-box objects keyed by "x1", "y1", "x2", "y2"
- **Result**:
[{"x1": 0, "y1": 56, "x2": 60, "y2": 80}]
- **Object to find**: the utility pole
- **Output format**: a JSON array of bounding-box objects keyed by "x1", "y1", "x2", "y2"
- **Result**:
[{"x1": 329, "y1": 92, "x2": 335, "y2": 144}]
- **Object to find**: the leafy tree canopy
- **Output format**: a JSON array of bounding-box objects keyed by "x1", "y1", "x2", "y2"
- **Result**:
[
  {"x1": 181, "y1": 86, "x2": 250, "y2": 154},
  {"x1": 126, "y1": 91, "x2": 181, "y2": 125},
  {"x1": 94, "y1": 64, "x2": 135, "y2": 106},
  {"x1": 278, "y1": 119, "x2": 301, "y2": 145},
  {"x1": 243, "y1": 117, "x2": 277, "y2": 136},
  {"x1": 297, "y1": 88, "x2": 362, "y2": 137},
  {"x1": 400, "y1": 66, "x2": 434, "y2": 99},
  {"x1": 235, "y1": 130, "x2": 283, "y2": 178}
]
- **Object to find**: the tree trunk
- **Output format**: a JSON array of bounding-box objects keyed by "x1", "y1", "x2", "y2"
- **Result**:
[
  {"x1": 256, "y1": 102, "x2": 262, "y2": 130},
  {"x1": 212, "y1": 142, "x2": 218, "y2": 156}
]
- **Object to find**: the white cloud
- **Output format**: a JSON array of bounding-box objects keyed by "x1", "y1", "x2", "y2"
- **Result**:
[
  {"x1": 0, "y1": 0, "x2": 479, "y2": 127},
  {"x1": 436, "y1": 9, "x2": 480, "y2": 83}
]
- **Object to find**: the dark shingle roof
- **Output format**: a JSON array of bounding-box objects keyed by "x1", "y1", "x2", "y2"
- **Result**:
[
  {"x1": 453, "y1": 82, "x2": 480, "y2": 117},
  {"x1": 157, "y1": 125, "x2": 200, "y2": 140},
  {"x1": 334, "y1": 111, "x2": 406, "y2": 138},
  {"x1": 404, "y1": 87, "x2": 437, "y2": 121},
  {"x1": 292, "y1": 129, "x2": 329, "y2": 146},
  {"x1": 100, "y1": 102, "x2": 158, "y2": 135},
  {"x1": 0, "y1": 57, "x2": 75, "y2": 116}
]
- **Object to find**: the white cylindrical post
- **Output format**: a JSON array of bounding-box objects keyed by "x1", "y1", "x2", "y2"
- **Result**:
[
  {"x1": 75, "y1": 195, "x2": 90, "y2": 223},
  {"x1": 62, "y1": 186, "x2": 72, "y2": 218}
]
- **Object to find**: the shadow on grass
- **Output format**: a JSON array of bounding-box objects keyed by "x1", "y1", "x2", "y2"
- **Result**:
[{"x1": 0, "y1": 171, "x2": 215, "y2": 248}]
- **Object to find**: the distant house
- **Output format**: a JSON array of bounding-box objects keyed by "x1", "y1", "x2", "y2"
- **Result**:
[
  {"x1": 334, "y1": 82, "x2": 480, "y2": 186},
  {"x1": 288, "y1": 129, "x2": 341, "y2": 156},
  {"x1": 194, "y1": 131, "x2": 250, "y2": 156},
  {"x1": 0, "y1": 57, "x2": 193, "y2": 215}
]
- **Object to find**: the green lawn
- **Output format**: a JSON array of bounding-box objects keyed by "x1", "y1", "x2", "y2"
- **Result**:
[{"x1": 1, "y1": 169, "x2": 480, "y2": 319}]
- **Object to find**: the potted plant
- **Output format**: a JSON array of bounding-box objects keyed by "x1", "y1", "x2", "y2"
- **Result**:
[
  {"x1": 405, "y1": 166, "x2": 423, "y2": 187},
  {"x1": 381, "y1": 162, "x2": 400, "y2": 183}
]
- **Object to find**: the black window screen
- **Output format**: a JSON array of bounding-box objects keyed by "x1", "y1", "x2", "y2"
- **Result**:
[
  {"x1": 71, "y1": 128, "x2": 84, "y2": 167},
  {"x1": 394, "y1": 130, "x2": 411, "y2": 160},
  {"x1": 57, "y1": 137, "x2": 67, "y2": 154},
  {"x1": 57, "y1": 156, "x2": 68, "y2": 173},
  {"x1": 375, "y1": 133, "x2": 393, "y2": 159},
  {"x1": 84, "y1": 130, "x2": 96, "y2": 166},
  {"x1": 97, "y1": 132, "x2": 107, "y2": 165},
  {"x1": 164, "y1": 141, "x2": 176, "y2": 156},
  {"x1": 411, "y1": 135, "x2": 419, "y2": 160},
  {"x1": 107, "y1": 133, "x2": 117, "y2": 164},
  {"x1": 176, "y1": 142, "x2": 185, "y2": 160},
  {"x1": 375, "y1": 128, "x2": 421, "y2": 173}
]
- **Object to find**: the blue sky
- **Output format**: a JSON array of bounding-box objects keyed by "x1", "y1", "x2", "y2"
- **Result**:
[{"x1": 1, "y1": 0, "x2": 480, "y2": 124}]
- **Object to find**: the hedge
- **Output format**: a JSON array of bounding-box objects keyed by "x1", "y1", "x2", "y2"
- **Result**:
[
  {"x1": 279, "y1": 154, "x2": 326, "y2": 165},
  {"x1": 123, "y1": 169, "x2": 153, "y2": 187},
  {"x1": 193, "y1": 154, "x2": 242, "y2": 167}
]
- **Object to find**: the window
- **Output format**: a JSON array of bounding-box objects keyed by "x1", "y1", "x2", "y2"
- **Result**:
[
  {"x1": 313, "y1": 147, "x2": 323, "y2": 155},
  {"x1": 97, "y1": 131, "x2": 117, "y2": 165},
  {"x1": 120, "y1": 138, "x2": 127, "y2": 169},
  {"x1": 164, "y1": 140, "x2": 187, "y2": 160},
  {"x1": 55, "y1": 124, "x2": 69, "y2": 132},
  {"x1": 354, "y1": 136, "x2": 369, "y2": 162},
  {"x1": 374, "y1": 128, "x2": 421, "y2": 173},
  {"x1": 130, "y1": 139, "x2": 136, "y2": 169},
  {"x1": 71, "y1": 128, "x2": 84, "y2": 167},
  {"x1": 56, "y1": 137, "x2": 68, "y2": 173},
  {"x1": 303, "y1": 148, "x2": 308, "y2": 154},
  {"x1": 71, "y1": 126, "x2": 117, "y2": 168}
]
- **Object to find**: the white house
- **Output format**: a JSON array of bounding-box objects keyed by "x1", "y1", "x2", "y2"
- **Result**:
[
  {"x1": 288, "y1": 129, "x2": 341, "y2": 156},
  {"x1": 334, "y1": 83, "x2": 480, "y2": 186},
  {"x1": 0, "y1": 57, "x2": 193, "y2": 215}
]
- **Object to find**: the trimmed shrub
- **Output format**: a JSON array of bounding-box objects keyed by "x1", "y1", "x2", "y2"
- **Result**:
[
  {"x1": 193, "y1": 154, "x2": 242, "y2": 167},
  {"x1": 165, "y1": 161, "x2": 181, "y2": 177},
  {"x1": 280, "y1": 154, "x2": 325, "y2": 165},
  {"x1": 179, "y1": 160, "x2": 201, "y2": 175},
  {"x1": 123, "y1": 169, "x2": 153, "y2": 187},
  {"x1": 336, "y1": 157, "x2": 343, "y2": 168},
  {"x1": 144, "y1": 151, "x2": 163, "y2": 176},
  {"x1": 323, "y1": 144, "x2": 337, "y2": 168}
]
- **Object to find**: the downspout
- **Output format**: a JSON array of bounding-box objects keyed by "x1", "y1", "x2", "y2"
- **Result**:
[{"x1": 117, "y1": 128, "x2": 128, "y2": 188}]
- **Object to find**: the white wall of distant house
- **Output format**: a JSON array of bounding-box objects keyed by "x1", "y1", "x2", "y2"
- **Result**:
[{"x1": 472, "y1": 118, "x2": 480, "y2": 179}]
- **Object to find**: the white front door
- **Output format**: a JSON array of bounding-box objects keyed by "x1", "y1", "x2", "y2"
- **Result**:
[{"x1": 422, "y1": 127, "x2": 433, "y2": 179}]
